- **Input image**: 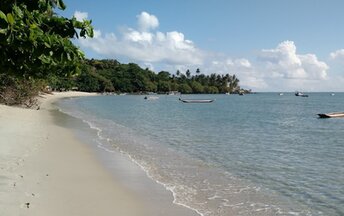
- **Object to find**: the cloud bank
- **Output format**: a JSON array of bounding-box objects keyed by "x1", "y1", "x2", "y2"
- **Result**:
[
  {"x1": 78, "y1": 11, "x2": 204, "y2": 65},
  {"x1": 259, "y1": 41, "x2": 328, "y2": 80}
]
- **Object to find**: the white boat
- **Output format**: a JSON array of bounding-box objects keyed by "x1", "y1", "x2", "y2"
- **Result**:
[
  {"x1": 167, "y1": 91, "x2": 181, "y2": 95},
  {"x1": 179, "y1": 98, "x2": 214, "y2": 103},
  {"x1": 318, "y1": 112, "x2": 344, "y2": 118},
  {"x1": 144, "y1": 96, "x2": 159, "y2": 100},
  {"x1": 295, "y1": 91, "x2": 303, "y2": 96},
  {"x1": 279, "y1": 93, "x2": 284, "y2": 96}
]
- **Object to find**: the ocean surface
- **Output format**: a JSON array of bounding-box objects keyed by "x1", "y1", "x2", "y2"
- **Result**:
[{"x1": 58, "y1": 93, "x2": 344, "y2": 216}]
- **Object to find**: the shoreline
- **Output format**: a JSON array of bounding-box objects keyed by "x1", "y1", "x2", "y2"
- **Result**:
[{"x1": 0, "y1": 91, "x2": 198, "y2": 216}]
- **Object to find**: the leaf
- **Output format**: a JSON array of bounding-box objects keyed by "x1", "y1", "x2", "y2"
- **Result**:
[
  {"x1": 13, "y1": 5, "x2": 23, "y2": 18},
  {"x1": 7, "y1": 13, "x2": 14, "y2": 26},
  {"x1": 45, "y1": 42, "x2": 51, "y2": 48},
  {"x1": 66, "y1": 53, "x2": 71, "y2": 61},
  {"x1": 0, "y1": 11, "x2": 7, "y2": 23},
  {"x1": 38, "y1": 54, "x2": 50, "y2": 64},
  {"x1": 57, "y1": 0, "x2": 66, "y2": 10}
]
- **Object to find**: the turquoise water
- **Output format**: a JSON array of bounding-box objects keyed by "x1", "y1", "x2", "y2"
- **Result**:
[{"x1": 58, "y1": 93, "x2": 344, "y2": 216}]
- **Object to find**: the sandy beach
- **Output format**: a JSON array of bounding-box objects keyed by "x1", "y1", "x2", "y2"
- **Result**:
[{"x1": 0, "y1": 92, "x2": 198, "y2": 216}]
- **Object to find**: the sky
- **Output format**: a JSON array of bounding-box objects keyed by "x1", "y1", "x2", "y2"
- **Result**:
[{"x1": 59, "y1": 0, "x2": 344, "y2": 91}]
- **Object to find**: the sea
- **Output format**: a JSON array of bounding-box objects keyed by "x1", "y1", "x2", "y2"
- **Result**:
[{"x1": 57, "y1": 93, "x2": 344, "y2": 216}]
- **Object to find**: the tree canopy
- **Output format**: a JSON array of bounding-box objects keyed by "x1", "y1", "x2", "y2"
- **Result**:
[
  {"x1": 0, "y1": 0, "x2": 93, "y2": 106},
  {"x1": 72, "y1": 59, "x2": 248, "y2": 94}
]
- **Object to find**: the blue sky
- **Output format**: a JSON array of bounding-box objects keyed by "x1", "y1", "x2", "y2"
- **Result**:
[{"x1": 59, "y1": 0, "x2": 344, "y2": 91}]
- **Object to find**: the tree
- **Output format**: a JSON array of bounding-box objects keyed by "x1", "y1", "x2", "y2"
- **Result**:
[
  {"x1": 176, "y1": 70, "x2": 180, "y2": 77},
  {"x1": 185, "y1": 69, "x2": 191, "y2": 78},
  {"x1": 190, "y1": 81, "x2": 204, "y2": 93},
  {"x1": 228, "y1": 74, "x2": 240, "y2": 93},
  {"x1": 157, "y1": 71, "x2": 171, "y2": 81},
  {"x1": 157, "y1": 81, "x2": 170, "y2": 93},
  {"x1": 0, "y1": 0, "x2": 94, "y2": 105},
  {"x1": 178, "y1": 83, "x2": 192, "y2": 94},
  {"x1": 0, "y1": 0, "x2": 93, "y2": 78}
]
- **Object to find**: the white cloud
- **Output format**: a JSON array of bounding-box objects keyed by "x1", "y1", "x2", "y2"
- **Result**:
[
  {"x1": 330, "y1": 49, "x2": 344, "y2": 61},
  {"x1": 137, "y1": 11, "x2": 159, "y2": 31},
  {"x1": 259, "y1": 41, "x2": 328, "y2": 80},
  {"x1": 79, "y1": 11, "x2": 204, "y2": 65},
  {"x1": 74, "y1": 11, "x2": 88, "y2": 21},
  {"x1": 206, "y1": 57, "x2": 267, "y2": 89}
]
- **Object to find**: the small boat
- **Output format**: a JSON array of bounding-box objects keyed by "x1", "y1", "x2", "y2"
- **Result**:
[
  {"x1": 295, "y1": 91, "x2": 308, "y2": 97},
  {"x1": 167, "y1": 91, "x2": 181, "y2": 95},
  {"x1": 331, "y1": 93, "x2": 335, "y2": 96},
  {"x1": 295, "y1": 91, "x2": 303, "y2": 96},
  {"x1": 318, "y1": 112, "x2": 344, "y2": 118},
  {"x1": 279, "y1": 93, "x2": 284, "y2": 96},
  {"x1": 144, "y1": 96, "x2": 159, "y2": 100},
  {"x1": 179, "y1": 98, "x2": 214, "y2": 103}
]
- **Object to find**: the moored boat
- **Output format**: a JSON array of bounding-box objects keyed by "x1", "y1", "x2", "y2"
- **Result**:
[
  {"x1": 179, "y1": 98, "x2": 214, "y2": 103},
  {"x1": 295, "y1": 91, "x2": 303, "y2": 96},
  {"x1": 318, "y1": 112, "x2": 344, "y2": 118},
  {"x1": 295, "y1": 91, "x2": 308, "y2": 97},
  {"x1": 144, "y1": 96, "x2": 159, "y2": 100}
]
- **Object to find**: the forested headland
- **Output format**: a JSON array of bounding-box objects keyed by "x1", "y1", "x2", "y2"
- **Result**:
[{"x1": 53, "y1": 59, "x2": 249, "y2": 95}]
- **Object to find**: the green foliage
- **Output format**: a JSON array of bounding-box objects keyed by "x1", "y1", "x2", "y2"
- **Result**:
[
  {"x1": 0, "y1": 0, "x2": 94, "y2": 106},
  {"x1": 190, "y1": 81, "x2": 204, "y2": 93},
  {"x1": 178, "y1": 83, "x2": 192, "y2": 94},
  {"x1": 157, "y1": 81, "x2": 170, "y2": 93},
  {"x1": 0, "y1": 0, "x2": 93, "y2": 78},
  {"x1": 72, "y1": 59, "x2": 245, "y2": 94}
]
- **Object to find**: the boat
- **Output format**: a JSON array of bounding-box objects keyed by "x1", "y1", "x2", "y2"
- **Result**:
[
  {"x1": 295, "y1": 91, "x2": 308, "y2": 97},
  {"x1": 179, "y1": 98, "x2": 214, "y2": 103},
  {"x1": 167, "y1": 91, "x2": 181, "y2": 96},
  {"x1": 318, "y1": 112, "x2": 344, "y2": 118},
  {"x1": 295, "y1": 91, "x2": 304, "y2": 96},
  {"x1": 144, "y1": 96, "x2": 159, "y2": 100},
  {"x1": 279, "y1": 93, "x2": 284, "y2": 96}
]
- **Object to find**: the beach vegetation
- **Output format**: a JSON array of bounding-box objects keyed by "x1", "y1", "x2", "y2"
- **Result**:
[{"x1": 0, "y1": 0, "x2": 93, "y2": 106}]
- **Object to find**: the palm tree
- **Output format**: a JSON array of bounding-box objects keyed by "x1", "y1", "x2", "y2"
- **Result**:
[
  {"x1": 228, "y1": 74, "x2": 240, "y2": 93},
  {"x1": 186, "y1": 69, "x2": 191, "y2": 78}
]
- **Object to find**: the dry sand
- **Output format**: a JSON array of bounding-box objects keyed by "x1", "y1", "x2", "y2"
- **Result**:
[{"x1": 0, "y1": 92, "x2": 148, "y2": 216}]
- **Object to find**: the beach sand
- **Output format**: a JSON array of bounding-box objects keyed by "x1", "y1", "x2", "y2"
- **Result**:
[{"x1": 0, "y1": 92, "x2": 198, "y2": 216}]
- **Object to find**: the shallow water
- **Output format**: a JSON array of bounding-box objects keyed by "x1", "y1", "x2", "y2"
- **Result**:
[{"x1": 58, "y1": 93, "x2": 344, "y2": 216}]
